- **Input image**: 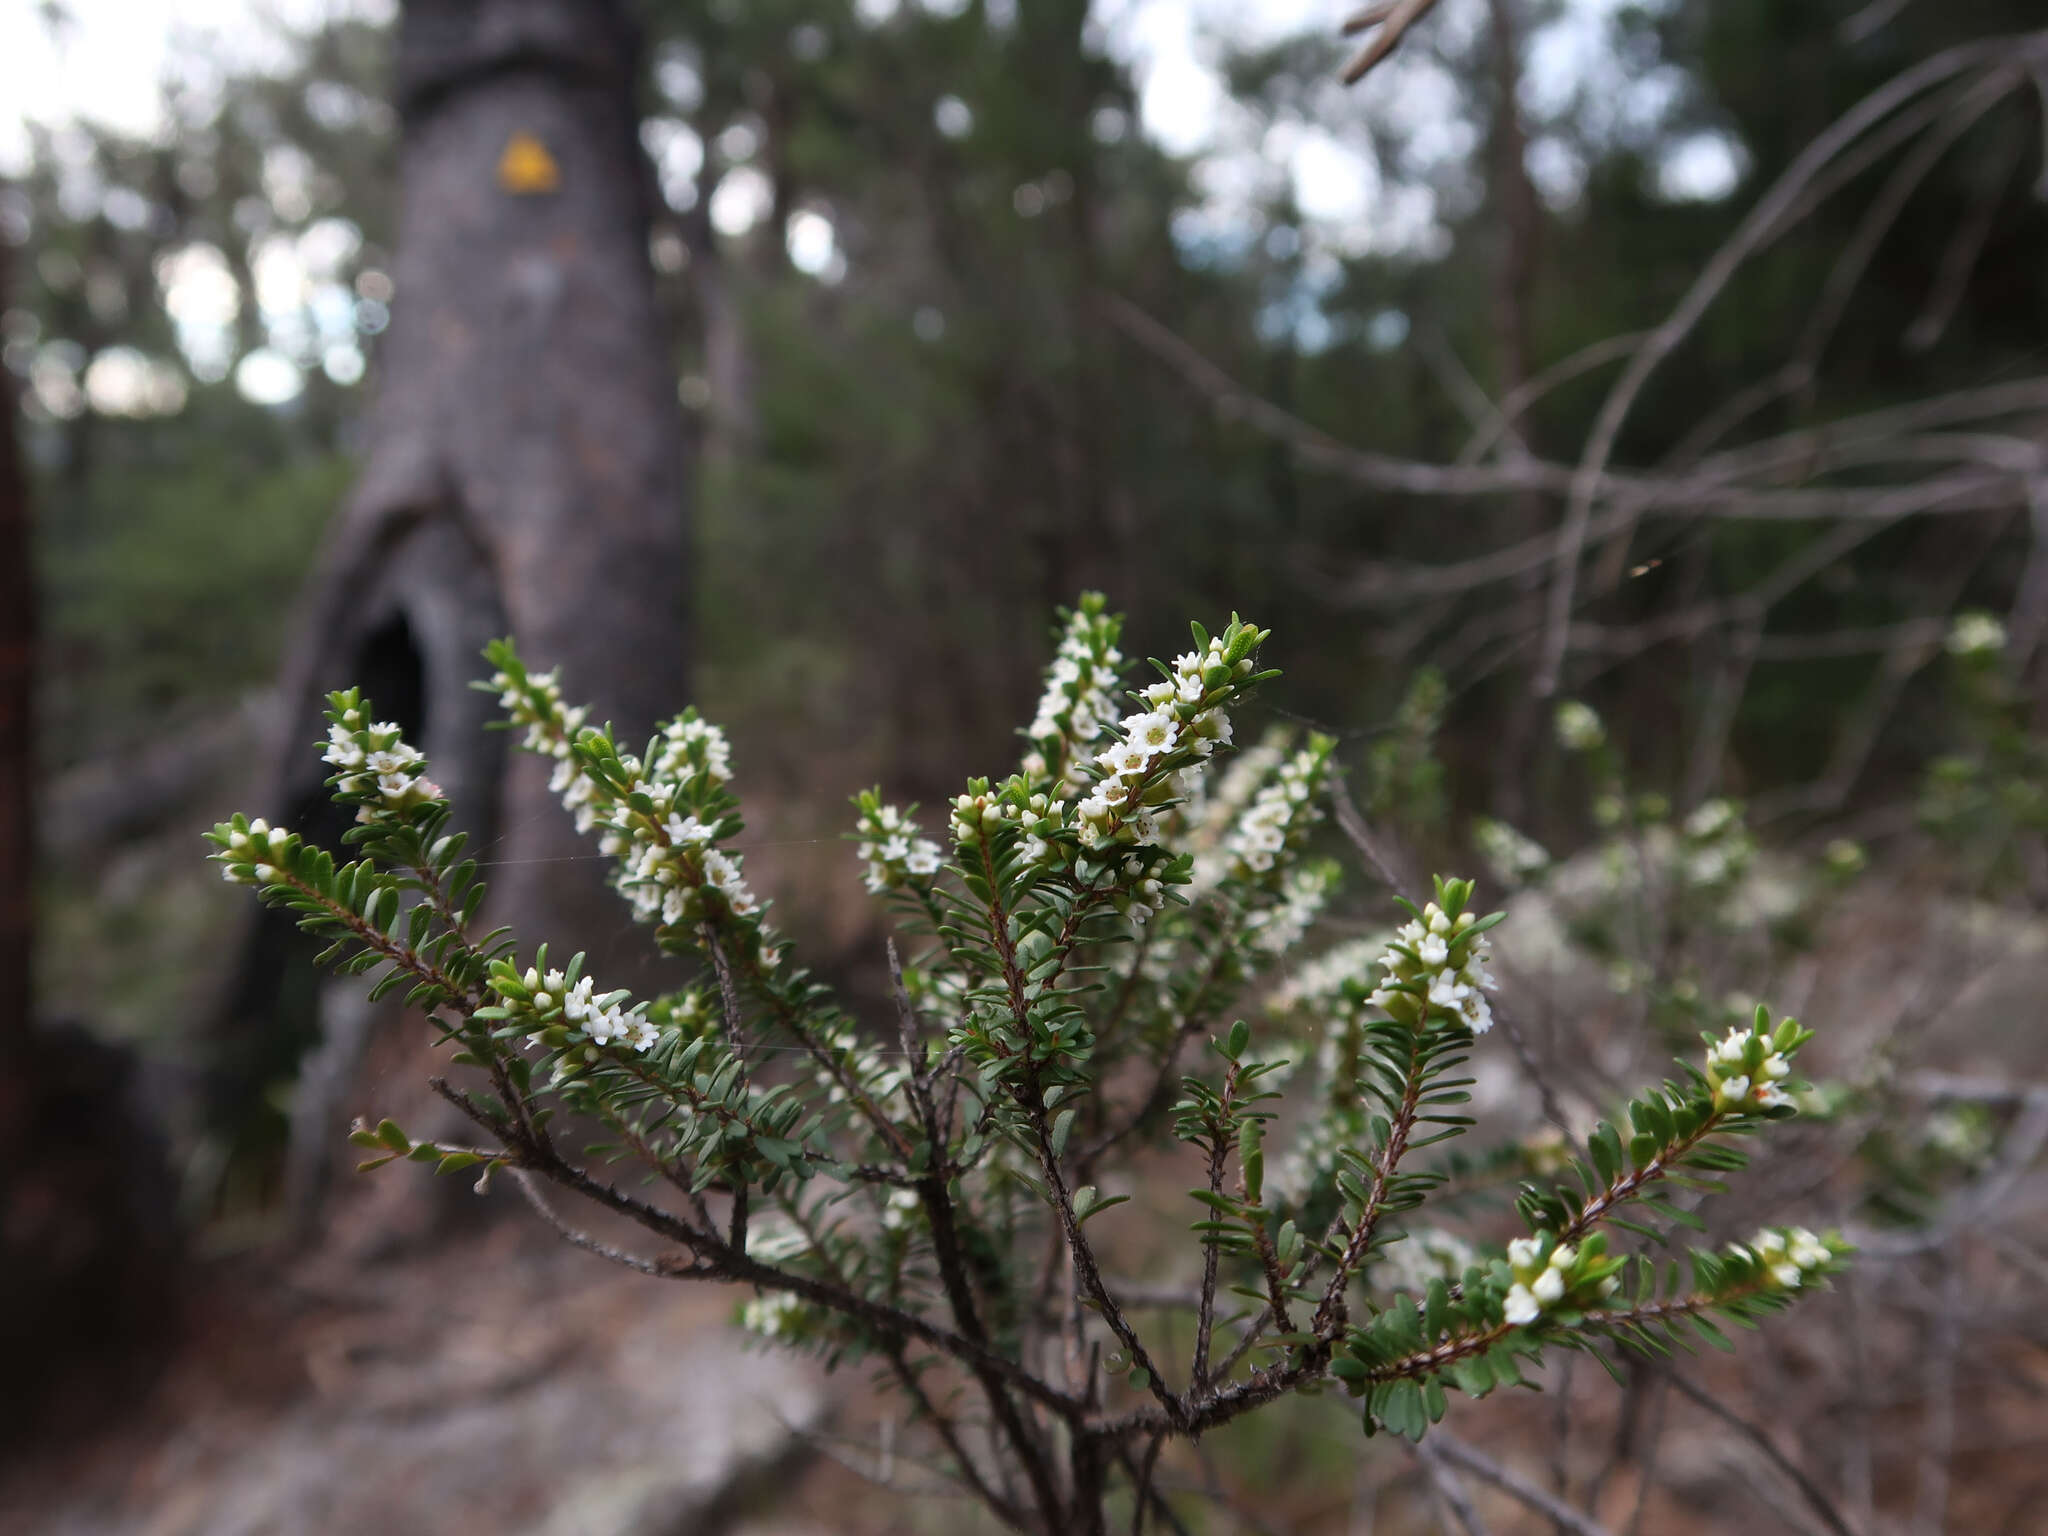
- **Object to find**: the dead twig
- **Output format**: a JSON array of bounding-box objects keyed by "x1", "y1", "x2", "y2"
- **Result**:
[
  {"x1": 1429, "y1": 1432, "x2": 1615, "y2": 1536},
  {"x1": 1340, "y1": 0, "x2": 1446, "y2": 86}
]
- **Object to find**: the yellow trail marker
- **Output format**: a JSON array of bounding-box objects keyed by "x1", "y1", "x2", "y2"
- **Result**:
[{"x1": 497, "y1": 132, "x2": 561, "y2": 195}]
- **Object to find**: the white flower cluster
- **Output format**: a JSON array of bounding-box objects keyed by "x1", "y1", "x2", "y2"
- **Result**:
[
  {"x1": 1376, "y1": 1229, "x2": 1479, "y2": 1296},
  {"x1": 1472, "y1": 816, "x2": 1550, "y2": 886},
  {"x1": 742, "y1": 1216, "x2": 814, "y2": 1264},
  {"x1": 1185, "y1": 730, "x2": 1288, "y2": 888},
  {"x1": 1704, "y1": 1024, "x2": 1793, "y2": 1112},
  {"x1": 652, "y1": 713, "x2": 734, "y2": 785},
  {"x1": 1224, "y1": 736, "x2": 1331, "y2": 879},
  {"x1": 1370, "y1": 899, "x2": 1498, "y2": 1034},
  {"x1": 607, "y1": 810, "x2": 761, "y2": 928},
  {"x1": 217, "y1": 817, "x2": 292, "y2": 884},
  {"x1": 1679, "y1": 797, "x2": 1753, "y2": 888},
  {"x1": 1109, "y1": 853, "x2": 1170, "y2": 926},
  {"x1": 498, "y1": 962, "x2": 663, "y2": 1055},
  {"x1": 322, "y1": 708, "x2": 442, "y2": 819},
  {"x1": 654, "y1": 987, "x2": 715, "y2": 1041},
  {"x1": 1269, "y1": 1097, "x2": 1362, "y2": 1206},
  {"x1": 809, "y1": 1010, "x2": 911, "y2": 1116},
  {"x1": 949, "y1": 783, "x2": 1063, "y2": 858},
  {"x1": 1266, "y1": 935, "x2": 1386, "y2": 1019},
  {"x1": 739, "y1": 1292, "x2": 807, "y2": 1340},
  {"x1": 1021, "y1": 599, "x2": 1124, "y2": 787},
  {"x1": 1244, "y1": 861, "x2": 1340, "y2": 955},
  {"x1": 1503, "y1": 1235, "x2": 1616, "y2": 1325},
  {"x1": 1823, "y1": 837, "x2": 1867, "y2": 876},
  {"x1": 494, "y1": 666, "x2": 593, "y2": 818},
  {"x1": 880, "y1": 1187, "x2": 923, "y2": 1232},
  {"x1": 1729, "y1": 1226, "x2": 1835, "y2": 1290},
  {"x1": 493, "y1": 665, "x2": 763, "y2": 932},
  {"x1": 1946, "y1": 610, "x2": 2006, "y2": 657},
  {"x1": 1265, "y1": 937, "x2": 1387, "y2": 1201},
  {"x1": 854, "y1": 801, "x2": 944, "y2": 895},
  {"x1": 1554, "y1": 700, "x2": 1605, "y2": 753},
  {"x1": 1071, "y1": 640, "x2": 1244, "y2": 848}
]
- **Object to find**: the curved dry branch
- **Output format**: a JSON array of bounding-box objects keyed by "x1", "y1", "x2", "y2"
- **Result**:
[{"x1": 1535, "y1": 34, "x2": 2039, "y2": 696}]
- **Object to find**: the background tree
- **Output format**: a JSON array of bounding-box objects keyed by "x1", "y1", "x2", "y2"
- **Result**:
[{"x1": 206, "y1": 0, "x2": 692, "y2": 1223}]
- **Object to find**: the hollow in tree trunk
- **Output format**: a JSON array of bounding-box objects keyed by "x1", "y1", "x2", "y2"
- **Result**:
[{"x1": 212, "y1": 0, "x2": 690, "y2": 1233}]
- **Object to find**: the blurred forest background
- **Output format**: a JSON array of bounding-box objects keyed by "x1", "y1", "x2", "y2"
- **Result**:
[{"x1": 5, "y1": 1, "x2": 2048, "y2": 1533}]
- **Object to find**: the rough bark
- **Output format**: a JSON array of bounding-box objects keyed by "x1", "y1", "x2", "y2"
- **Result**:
[{"x1": 213, "y1": 0, "x2": 690, "y2": 1229}]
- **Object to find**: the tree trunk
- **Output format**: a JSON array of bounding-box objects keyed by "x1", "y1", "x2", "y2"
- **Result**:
[
  {"x1": 213, "y1": 0, "x2": 690, "y2": 1231},
  {"x1": 0, "y1": 232, "x2": 28, "y2": 1042},
  {"x1": 1, "y1": 212, "x2": 180, "y2": 1446}
]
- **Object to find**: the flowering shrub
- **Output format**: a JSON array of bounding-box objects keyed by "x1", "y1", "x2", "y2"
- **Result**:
[
  {"x1": 1922, "y1": 612, "x2": 2048, "y2": 899},
  {"x1": 207, "y1": 595, "x2": 1847, "y2": 1534}
]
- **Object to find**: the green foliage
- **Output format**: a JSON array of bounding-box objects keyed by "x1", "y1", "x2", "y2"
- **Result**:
[
  {"x1": 206, "y1": 595, "x2": 1846, "y2": 1527},
  {"x1": 1920, "y1": 617, "x2": 2048, "y2": 896}
]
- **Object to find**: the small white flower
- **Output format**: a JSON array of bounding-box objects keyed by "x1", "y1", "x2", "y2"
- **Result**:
[
  {"x1": 1504, "y1": 1284, "x2": 1542, "y2": 1325},
  {"x1": 563, "y1": 975, "x2": 598, "y2": 1023},
  {"x1": 1709, "y1": 1029, "x2": 1751, "y2": 1067},
  {"x1": 1097, "y1": 739, "x2": 1150, "y2": 779},
  {"x1": 1507, "y1": 1236, "x2": 1542, "y2": 1270},
  {"x1": 904, "y1": 840, "x2": 942, "y2": 876},
  {"x1": 1947, "y1": 611, "x2": 2006, "y2": 656},
  {"x1": 1121, "y1": 711, "x2": 1180, "y2": 755},
  {"x1": 1427, "y1": 972, "x2": 1468, "y2": 1009},
  {"x1": 1555, "y1": 701, "x2": 1605, "y2": 752},
  {"x1": 1416, "y1": 934, "x2": 1449, "y2": 968},
  {"x1": 323, "y1": 725, "x2": 365, "y2": 769},
  {"x1": 1684, "y1": 799, "x2": 1736, "y2": 840},
  {"x1": 666, "y1": 814, "x2": 716, "y2": 845},
  {"x1": 1460, "y1": 992, "x2": 1494, "y2": 1034}
]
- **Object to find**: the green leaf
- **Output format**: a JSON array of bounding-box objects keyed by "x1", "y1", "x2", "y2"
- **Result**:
[
  {"x1": 1051, "y1": 1108, "x2": 1077, "y2": 1156},
  {"x1": 1225, "y1": 1019, "x2": 1251, "y2": 1060}
]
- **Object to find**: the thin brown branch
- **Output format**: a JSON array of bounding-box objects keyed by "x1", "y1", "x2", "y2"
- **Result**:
[
  {"x1": 1429, "y1": 1433, "x2": 1616, "y2": 1536},
  {"x1": 1654, "y1": 1367, "x2": 1859, "y2": 1536},
  {"x1": 1340, "y1": 0, "x2": 1445, "y2": 85},
  {"x1": 1536, "y1": 34, "x2": 2030, "y2": 695},
  {"x1": 1414, "y1": 1436, "x2": 1493, "y2": 1536},
  {"x1": 507, "y1": 1168, "x2": 685, "y2": 1277}
]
